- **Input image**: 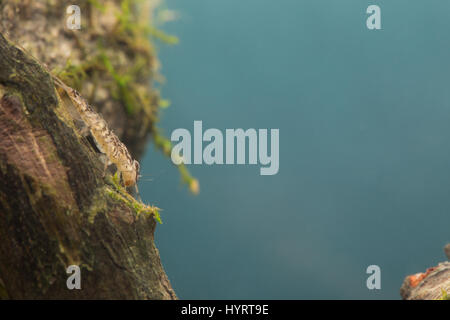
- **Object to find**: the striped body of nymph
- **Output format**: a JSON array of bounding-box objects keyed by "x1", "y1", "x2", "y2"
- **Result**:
[{"x1": 52, "y1": 76, "x2": 140, "y2": 189}]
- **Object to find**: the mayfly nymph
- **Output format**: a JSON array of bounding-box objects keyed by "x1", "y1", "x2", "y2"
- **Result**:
[{"x1": 51, "y1": 76, "x2": 140, "y2": 189}]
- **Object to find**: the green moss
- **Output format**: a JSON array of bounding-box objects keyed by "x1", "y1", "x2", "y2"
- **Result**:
[
  {"x1": 98, "y1": 52, "x2": 137, "y2": 115},
  {"x1": 145, "y1": 26, "x2": 179, "y2": 45},
  {"x1": 87, "y1": 188, "x2": 108, "y2": 224},
  {"x1": 87, "y1": 0, "x2": 106, "y2": 12},
  {"x1": 53, "y1": 59, "x2": 89, "y2": 91},
  {"x1": 439, "y1": 288, "x2": 449, "y2": 300},
  {"x1": 158, "y1": 98, "x2": 171, "y2": 109},
  {"x1": 106, "y1": 173, "x2": 162, "y2": 223},
  {"x1": 0, "y1": 278, "x2": 9, "y2": 299},
  {"x1": 153, "y1": 129, "x2": 199, "y2": 194}
]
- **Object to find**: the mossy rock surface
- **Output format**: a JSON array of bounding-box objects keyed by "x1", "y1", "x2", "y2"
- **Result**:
[{"x1": 0, "y1": 1, "x2": 176, "y2": 299}]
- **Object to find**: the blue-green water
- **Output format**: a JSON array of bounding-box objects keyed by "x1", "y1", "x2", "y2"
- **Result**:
[{"x1": 140, "y1": 0, "x2": 450, "y2": 299}]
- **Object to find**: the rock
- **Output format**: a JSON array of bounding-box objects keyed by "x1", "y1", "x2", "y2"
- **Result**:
[{"x1": 400, "y1": 246, "x2": 450, "y2": 300}]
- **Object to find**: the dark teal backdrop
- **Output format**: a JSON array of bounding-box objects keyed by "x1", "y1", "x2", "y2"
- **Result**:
[{"x1": 140, "y1": 0, "x2": 450, "y2": 299}]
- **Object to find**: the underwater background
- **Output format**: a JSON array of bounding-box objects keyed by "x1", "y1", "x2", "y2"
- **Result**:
[{"x1": 140, "y1": 0, "x2": 450, "y2": 299}]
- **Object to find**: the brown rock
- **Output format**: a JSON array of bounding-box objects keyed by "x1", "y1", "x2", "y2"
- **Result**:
[{"x1": 400, "y1": 261, "x2": 450, "y2": 300}]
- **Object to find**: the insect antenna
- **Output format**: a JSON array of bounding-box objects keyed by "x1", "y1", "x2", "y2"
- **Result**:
[{"x1": 134, "y1": 184, "x2": 142, "y2": 202}]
